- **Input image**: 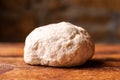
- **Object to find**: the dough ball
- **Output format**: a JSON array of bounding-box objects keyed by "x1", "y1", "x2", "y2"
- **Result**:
[{"x1": 24, "y1": 22, "x2": 94, "y2": 67}]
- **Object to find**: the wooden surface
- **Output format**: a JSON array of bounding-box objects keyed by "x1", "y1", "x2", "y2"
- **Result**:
[{"x1": 0, "y1": 43, "x2": 120, "y2": 80}]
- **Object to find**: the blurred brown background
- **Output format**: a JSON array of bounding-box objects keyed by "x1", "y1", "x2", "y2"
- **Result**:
[{"x1": 0, "y1": 0, "x2": 120, "y2": 43}]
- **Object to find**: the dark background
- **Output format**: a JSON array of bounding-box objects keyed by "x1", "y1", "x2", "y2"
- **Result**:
[{"x1": 0, "y1": 0, "x2": 120, "y2": 43}]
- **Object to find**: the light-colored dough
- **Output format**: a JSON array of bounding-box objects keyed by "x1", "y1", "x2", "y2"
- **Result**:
[{"x1": 24, "y1": 22, "x2": 94, "y2": 67}]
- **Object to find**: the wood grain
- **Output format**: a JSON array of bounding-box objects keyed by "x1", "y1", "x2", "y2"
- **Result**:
[{"x1": 0, "y1": 43, "x2": 120, "y2": 80}]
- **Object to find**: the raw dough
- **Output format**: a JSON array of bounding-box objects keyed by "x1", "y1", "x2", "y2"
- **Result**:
[{"x1": 24, "y1": 22, "x2": 94, "y2": 67}]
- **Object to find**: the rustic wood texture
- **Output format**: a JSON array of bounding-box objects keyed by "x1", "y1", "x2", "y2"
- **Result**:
[{"x1": 0, "y1": 43, "x2": 120, "y2": 80}]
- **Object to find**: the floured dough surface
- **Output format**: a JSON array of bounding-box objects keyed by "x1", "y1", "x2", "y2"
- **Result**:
[{"x1": 24, "y1": 22, "x2": 94, "y2": 67}]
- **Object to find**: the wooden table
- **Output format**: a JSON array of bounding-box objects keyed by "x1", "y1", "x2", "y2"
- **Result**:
[{"x1": 0, "y1": 43, "x2": 120, "y2": 80}]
